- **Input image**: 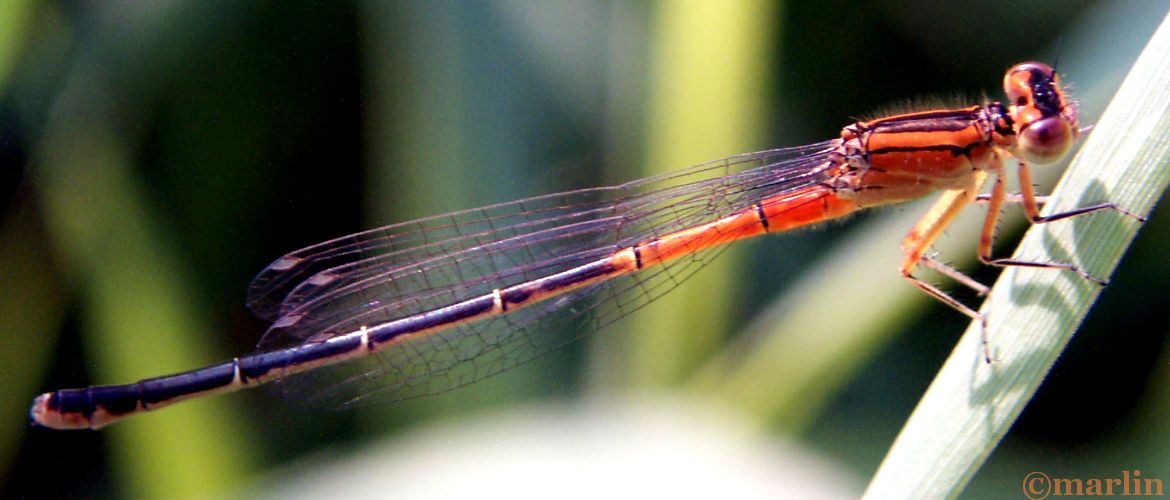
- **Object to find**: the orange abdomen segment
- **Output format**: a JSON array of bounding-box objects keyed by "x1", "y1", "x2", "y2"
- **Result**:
[{"x1": 759, "y1": 185, "x2": 860, "y2": 232}]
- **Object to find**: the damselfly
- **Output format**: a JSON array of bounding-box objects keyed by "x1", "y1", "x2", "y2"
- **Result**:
[{"x1": 31, "y1": 61, "x2": 1142, "y2": 430}]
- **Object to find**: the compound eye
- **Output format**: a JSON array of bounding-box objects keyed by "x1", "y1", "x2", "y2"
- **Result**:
[
  {"x1": 1004, "y1": 61, "x2": 1056, "y2": 104},
  {"x1": 1017, "y1": 116, "x2": 1074, "y2": 165}
]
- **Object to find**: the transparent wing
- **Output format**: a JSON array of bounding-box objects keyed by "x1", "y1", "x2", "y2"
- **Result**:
[{"x1": 248, "y1": 141, "x2": 838, "y2": 408}]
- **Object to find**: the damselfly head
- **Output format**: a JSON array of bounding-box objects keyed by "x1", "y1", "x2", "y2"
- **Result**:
[{"x1": 1003, "y1": 61, "x2": 1079, "y2": 165}]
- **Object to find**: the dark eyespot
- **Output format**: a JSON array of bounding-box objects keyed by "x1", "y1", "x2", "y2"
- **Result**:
[{"x1": 1003, "y1": 61, "x2": 1056, "y2": 105}]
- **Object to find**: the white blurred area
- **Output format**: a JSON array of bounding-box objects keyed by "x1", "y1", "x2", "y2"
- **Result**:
[{"x1": 254, "y1": 396, "x2": 860, "y2": 500}]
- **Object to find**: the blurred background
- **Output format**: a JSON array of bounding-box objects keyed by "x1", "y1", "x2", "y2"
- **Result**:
[{"x1": 1, "y1": 1, "x2": 1168, "y2": 498}]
